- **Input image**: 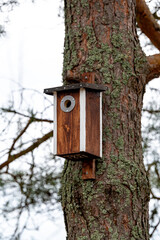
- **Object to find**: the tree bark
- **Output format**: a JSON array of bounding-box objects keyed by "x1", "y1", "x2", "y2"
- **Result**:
[
  {"x1": 136, "y1": 0, "x2": 160, "y2": 51},
  {"x1": 147, "y1": 54, "x2": 160, "y2": 82},
  {"x1": 61, "y1": 0, "x2": 150, "y2": 239}
]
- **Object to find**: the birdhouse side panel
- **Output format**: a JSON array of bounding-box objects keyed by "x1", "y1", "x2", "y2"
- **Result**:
[
  {"x1": 86, "y1": 90, "x2": 100, "y2": 157},
  {"x1": 57, "y1": 90, "x2": 80, "y2": 155},
  {"x1": 53, "y1": 92, "x2": 57, "y2": 155}
]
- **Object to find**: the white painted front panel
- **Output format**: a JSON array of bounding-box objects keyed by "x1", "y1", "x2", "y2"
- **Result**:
[
  {"x1": 53, "y1": 91, "x2": 57, "y2": 155},
  {"x1": 80, "y1": 88, "x2": 86, "y2": 152}
]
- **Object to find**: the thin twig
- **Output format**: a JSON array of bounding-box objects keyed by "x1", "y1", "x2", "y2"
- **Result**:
[
  {"x1": 8, "y1": 119, "x2": 33, "y2": 158},
  {"x1": 1, "y1": 108, "x2": 53, "y2": 123},
  {"x1": 151, "y1": 190, "x2": 160, "y2": 200},
  {"x1": 0, "y1": 130, "x2": 53, "y2": 170},
  {"x1": 143, "y1": 109, "x2": 160, "y2": 114},
  {"x1": 150, "y1": 219, "x2": 160, "y2": 238}
]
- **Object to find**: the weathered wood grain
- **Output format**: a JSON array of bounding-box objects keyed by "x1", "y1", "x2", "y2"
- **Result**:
[
  {"x1": 57, "y1": 90, "x2": 80, "y2": 155},
  {"x1": 86, "y1": 90, "x2": 100, "y2": 157}
]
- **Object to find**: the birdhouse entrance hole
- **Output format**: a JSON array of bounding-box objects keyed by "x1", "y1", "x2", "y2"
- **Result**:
[
  {"x1": 60, "y1": 95, "x2": 75, "y2": 113},
  {"x1": 65, "y1": 100, "x2": 71, "y2": 108}
]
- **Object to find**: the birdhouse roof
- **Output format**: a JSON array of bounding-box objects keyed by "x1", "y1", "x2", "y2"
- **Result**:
[{"x1": 44, "y1": 83, "x2": 107, "y2": 95}]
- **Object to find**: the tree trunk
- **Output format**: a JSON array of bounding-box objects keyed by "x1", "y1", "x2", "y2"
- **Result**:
[{"x1": 61, "y1": 0, "x2": 150, "y2": 239}]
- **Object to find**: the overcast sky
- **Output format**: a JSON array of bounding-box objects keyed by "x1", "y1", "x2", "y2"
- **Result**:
[
  {"x1": 0, "y1": 0, "x2": 64, "y2": 105},
  {"x1": 0, "y1": 0, "x2": 66, "y2": 239}
]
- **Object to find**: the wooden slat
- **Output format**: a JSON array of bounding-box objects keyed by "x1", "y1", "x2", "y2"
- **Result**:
[
  {"x1": 82, "y1": 74, "x2": 97, "y2": 180},
  {"x1": 86, "y1": 90, "x2": 100, "y2": 157},
  {"x1": 57, "y1": 90, "x2": 80, "y2": 155},
  {"x1": 53, "y1": 92, "x2": 57, "y2": 155},
  {"x1": 81, "y1": 72, "x2": 95, "y2": 83},
  {"x1": 82, "y1": 159, "x2": 96, "y2": 179}
]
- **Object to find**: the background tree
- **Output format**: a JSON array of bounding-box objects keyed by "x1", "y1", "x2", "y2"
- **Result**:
[{"x1": 0, "y1": 0, "x2": 160, "y2": 239}]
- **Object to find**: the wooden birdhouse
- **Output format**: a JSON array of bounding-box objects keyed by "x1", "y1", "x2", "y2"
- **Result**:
[{"x1": 44, "y1": 83, "x2": 106, "y2": 160}]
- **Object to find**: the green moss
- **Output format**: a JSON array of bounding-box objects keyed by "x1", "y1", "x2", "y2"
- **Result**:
[
  {"x1": 82, "y1": 181, "x2": 94, "y2": 202},
  {"x1": 96, "y1": 158, "x2": 107, "y2": 175},
  {"x1": 63, "y1": 29, "x2": 80, "y2": 71},
  {"x1": 111, "y1": 88, "x2": 121, "y2": 99},
  {"x1": 110, "y1": 153, "x2": 118, "y2": 163},
  {"x1": 72, "y1": 169, "x2": 81, "y2": 183},
  {"x1": 118, "y1": 153, "x2": 125, "y2": 162},
  {"x1": 112, "y1": 77, "x2": 121, "y2": 87},
  {"x1": 111, "y1": 230, "x2": 118, "y2": 240},
  {"x1": 101, "y1": 71, "x2": 112, "y2": 84},
  {"x1": 100, "y1": 207, "x2": 107, "y2": 215},
  {"x1": 80, "y1": 0, "x2": 89, "y2": 8},
  {"x1": 114, "y1": 53, "x2": 125, "y2": 63},
  {"x1": 134, "y1": 45, "x2": 148, "y2": 74},
  {"x1": 86, "y1": 47, "x2": 103, "y2": 69},
  {"x1": 115, "y1": 136, "x2": 124, "y2": 150},
  {"x1": 77, "y1": 236, "x2": 88, "y2": 240},
  {"x1": 102, "y1": 136, "x2": 106, "y2": 143},
  {"x1": 91, "y1": 230, "x2": 105, "y2": 240},
  {"x1": 108, "y1": 111, "x2": 120, "y2": 129},
  {"x1": 85, "y1": 26, "x2": 96, "y2": 44},
  {"x1": 104, "y1": 127, "x2": 112, "y2": 140},
  {"x1": 88, "y1": 216, "x2": 95, "y2": 224},
  {"x1": 96, "y1": 182, "x2": 105, "y2": 194},
  {"x1": 131, "y1": 226, "x2": 143, "y2": 239},
  {"x1": 113, "y1": 51, "x2": 133, "y2": 85},
  {"x1": 111, "y1": 31, "x2": 124, "y2": 48},
  {"x1": 107, "y1": 163, "x2": 117, "y2": 177},
  {"x1": 101, "y1": 43, "x2": 112, "y2": 54}
]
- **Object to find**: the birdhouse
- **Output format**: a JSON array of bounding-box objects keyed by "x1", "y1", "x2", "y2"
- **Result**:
[{"x1": 44, "y1": 83, "x2": 106, "y2": 160}]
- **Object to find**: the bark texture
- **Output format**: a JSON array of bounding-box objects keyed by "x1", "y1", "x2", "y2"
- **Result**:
[
  {"x1": 135, "y1": 0, "x2": 160, "y2": 82},
  {"x1": 136, "y1": 0, "x2": 160, "y2": 51},
  {"x1": 61, "y1": 0, "x2": 150, "y2": 239},
  {"x1": 147, "y1": 54, "x2": 160, "y2": 82}
]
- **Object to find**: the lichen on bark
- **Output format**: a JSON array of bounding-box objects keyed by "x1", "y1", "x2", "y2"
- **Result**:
[{"x1": 61, "y1": 0, "x2": 150, "y2": 239}]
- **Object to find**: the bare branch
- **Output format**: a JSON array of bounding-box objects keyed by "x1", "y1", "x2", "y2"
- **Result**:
[
  {"x1": 10, "y1": 199, "x2": 27, "y2": 239},
  {"x1": 151, "y1": 190, "x2": 160, "y2": 200},
  {"x1": 136, "y1": 0, "x2": 160, "y2": 51},
  {"x1": 8, "y1": 118, "x2": 33, "y2": 158},
  {"x1": 150, "y1": 219, "x2": 160, "y2": 238},
  {"x1": 143, "y1": 109, "x2": 160, "y2": 114},
  {"x1": 0, "y1": 130, "x2": 53, "y2": 170},
  {"x1": 1, "y1": 108, "x2": 53, "y2": 123},
  {"x1": 147, "y1": 54, "x2": 160, "y2": 82}
]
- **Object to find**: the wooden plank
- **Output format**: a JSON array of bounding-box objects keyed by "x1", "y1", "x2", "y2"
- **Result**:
[
  {"x1": 86, "y1": 90, "x2": 100, "y2": 157},
  {"x1": 53, "y1": 92, "x2": 57, "y2": 155},
  {"x1": 81, "y1": 72, "x2": 95, "y2": 83},
  {"x1": 57, "y1": 90, "x2": 80, "y2": 155},
  {"x1": 82, "y1": 159, "x2": 96, "y2": 179},
  {"x1": 82, "y1": 75, "x2": 97, "y2": 180}
]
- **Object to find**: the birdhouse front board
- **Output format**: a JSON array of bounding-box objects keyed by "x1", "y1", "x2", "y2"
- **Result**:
[{"x1": 44, "y1": 83, "x2": 106, "y2": 160}]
